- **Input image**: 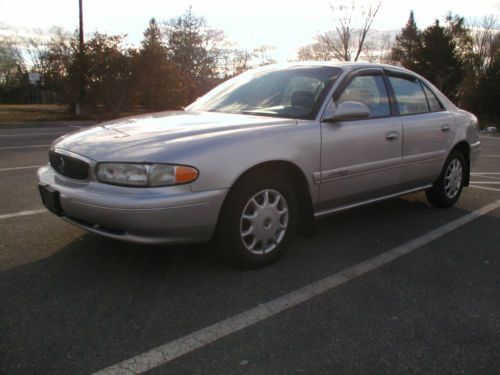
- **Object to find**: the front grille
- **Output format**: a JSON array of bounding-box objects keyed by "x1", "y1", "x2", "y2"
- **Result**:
[{"x1": 49, "y1": 150, "x2": 89, "y2": 180}]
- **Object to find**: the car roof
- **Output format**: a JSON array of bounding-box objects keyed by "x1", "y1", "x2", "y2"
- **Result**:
[
  {"x1": 263, "y1": 61, "x2": 414, "y2": 75},
  {"x1": 257, "y1": 61, "x2": 457, "y2": 110}
]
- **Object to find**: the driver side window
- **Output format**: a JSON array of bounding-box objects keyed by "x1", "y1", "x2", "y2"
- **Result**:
[{"x1": 337, "y1": 75, "x2": 390, "y2": 118}]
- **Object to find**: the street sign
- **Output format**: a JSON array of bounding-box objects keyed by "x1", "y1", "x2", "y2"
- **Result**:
[{"x1": 28, "y1": 73, "x2": 41, "y2": 84}]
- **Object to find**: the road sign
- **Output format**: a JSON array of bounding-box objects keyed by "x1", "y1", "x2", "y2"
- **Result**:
[{"x1": 29, "y1": 73, "x2": 41, "y2": 84}]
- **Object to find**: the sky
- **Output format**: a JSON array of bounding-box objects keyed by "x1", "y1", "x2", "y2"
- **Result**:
[{"x1": 1, "y1": 0, "x2": 499, "y2": 62}]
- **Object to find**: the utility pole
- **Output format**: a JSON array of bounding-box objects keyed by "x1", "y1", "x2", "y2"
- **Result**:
[
  {"x1": 79, "y1": 0, "x2": 84, "y2": 53},
  {"x1": 76, "y1": 0, "x2": 85, "y2": 115}
]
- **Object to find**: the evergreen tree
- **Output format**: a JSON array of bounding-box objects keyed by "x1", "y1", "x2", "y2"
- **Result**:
[
  {"x1": 73, "y1": 32, "x2": 134, "y2": 113},
  {"x1": 165, "y1": 7, "x2": 226, "y2": 98},
  {"x1": 142, "y1": 18, "x2": 163, "y2": 50},
  {"x1": 443, "y1": 14, "x2": 475, "y2": 107},
  {"x1": 390, "y1": 11, "x2": 421, "y2": 70},
  {"x1": 133, "y1": 18, "x2": 193, "y2": 110},
  {"x1": 472, "y1": 52, "x2": 500, "y2": 125},
  {"x1": 417, "y1": 20, "x2": 463, "y2": 101}
]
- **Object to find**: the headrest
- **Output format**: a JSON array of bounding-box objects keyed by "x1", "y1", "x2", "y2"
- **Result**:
[{"x1": 291, "y1": 91, "x2": 315, "y2": 109}]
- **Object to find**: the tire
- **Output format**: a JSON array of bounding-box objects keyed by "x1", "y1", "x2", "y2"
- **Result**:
[
  {"x1": 426, "y1": 149, "x2": 466, "y2": 208},
  {"x1": 214, "y1": 171, "x2": 297, "y2": 269}
]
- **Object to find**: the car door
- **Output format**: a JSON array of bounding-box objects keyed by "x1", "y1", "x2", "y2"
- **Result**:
[
  {"x1": 386, "y1": 73, "x2": 456, "y2": 189},
  {"x1": 317, "y1": 69, "x2": 403, "y2": 213}
]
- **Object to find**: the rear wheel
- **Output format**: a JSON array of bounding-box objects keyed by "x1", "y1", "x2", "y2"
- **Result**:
[
  {"x1": 214, "y1": 172, "x2": 297, "y2": 268},
  {"x1": 426, "y1": 150, "x2": 465, "y2": 208}
]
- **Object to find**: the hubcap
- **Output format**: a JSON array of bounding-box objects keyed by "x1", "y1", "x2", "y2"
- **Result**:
[
  {"x1": 444, "y1": 158, "x2": 463, "y2": 199},
  {"x1": 240, "y1": 189, "x2": 289, "y2": 255}
]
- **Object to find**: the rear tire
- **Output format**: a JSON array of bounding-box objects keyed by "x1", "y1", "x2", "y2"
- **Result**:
[
  {"x1": 426, "y1": 150, "x2": 465, "y2": 208},
  {"x1": 214, "y1": 171, "x2": 297, "y2": 269}
]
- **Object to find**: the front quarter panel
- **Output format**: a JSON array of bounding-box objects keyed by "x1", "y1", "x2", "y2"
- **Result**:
[{"x1": 148, "y1": 119, "x2": 321, "y2": 199}]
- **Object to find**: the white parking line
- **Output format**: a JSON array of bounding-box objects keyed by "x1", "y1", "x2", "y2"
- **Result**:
[
  {"x1": 0, "y1": 209, "x2": 47, "y2": 220},
  {"x1": 480, "y1": 155, "x2": 500, "y2": 158},
  {"x1": 0, "y1": 165, "x2": 43, "y2": 172},
  {"x1": 471, "y1": 172, "x2": 500, "y2": 175},
  {"x1": 470, "y1": 185, "x2": 500, "y2": 193},
  {"x1": 471, "y1": 175, "x2": 500, "y2": 181},
  {"x1": 479, "y1": 136, "x2": 500, "y2": 141},
  {"x1": 469, "y1": 181, "x2": 500, "y2": 185},
  {"x1": 92, "y1": 199, "x2": 500, "y2": 375},
  {"x1": 0, "y1": 144, "x2": 50, "y2": 150}
]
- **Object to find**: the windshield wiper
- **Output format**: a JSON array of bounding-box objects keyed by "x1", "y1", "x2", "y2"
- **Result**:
[{"x1": 239, "y1": 111, "x2": 278, "y2": 117}]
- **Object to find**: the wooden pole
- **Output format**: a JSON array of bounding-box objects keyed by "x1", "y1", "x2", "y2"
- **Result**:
[{"x1": 76, "y1": 0, "x2": 85, "y2": 115}]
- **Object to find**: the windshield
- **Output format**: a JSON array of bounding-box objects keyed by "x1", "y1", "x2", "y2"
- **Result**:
[{"x1": 187, "y1": 65, "x2": 341, "y2": 119}]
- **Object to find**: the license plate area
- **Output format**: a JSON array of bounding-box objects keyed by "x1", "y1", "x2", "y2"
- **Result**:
[{"x1": 39, "y1": 185, "x2": 63, "y2": 216}]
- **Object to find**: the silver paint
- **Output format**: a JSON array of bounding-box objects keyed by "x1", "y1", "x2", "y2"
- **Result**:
[{"x1": 37, "y1": 62, "x2": 480, "y2": 244}]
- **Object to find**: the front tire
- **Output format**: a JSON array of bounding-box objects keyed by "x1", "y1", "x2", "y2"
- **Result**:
[
  {"x1": 214, "y1": 172, "x2": 297, "y2": 268},
  {"x1": 426, "y1": 150, "x2": 466, "y2": 208}
]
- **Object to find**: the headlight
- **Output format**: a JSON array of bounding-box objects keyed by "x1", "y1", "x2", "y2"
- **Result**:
[{"x1": 95, "y1": 163, "x2": 198, "y2": 187}]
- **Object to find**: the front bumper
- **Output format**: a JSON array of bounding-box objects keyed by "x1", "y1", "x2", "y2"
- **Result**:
[{"x1": 37, "y1": 165, "x2": 227, "y2": 244}]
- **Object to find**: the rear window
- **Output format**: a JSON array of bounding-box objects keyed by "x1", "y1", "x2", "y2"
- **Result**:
[
  {"x1": 422, "y1": 84, "x2": 444, "y2": 112},
  {"x1": 388, "y1": 76, "x2": 429, "y2": 115}
]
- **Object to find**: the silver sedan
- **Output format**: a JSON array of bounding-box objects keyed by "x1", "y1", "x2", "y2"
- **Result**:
[{"x1": 37, "y1": 62, "x2": 480, "y2": 268}]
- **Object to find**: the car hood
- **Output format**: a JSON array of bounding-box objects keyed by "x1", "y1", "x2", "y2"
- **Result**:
[{"x1": 53, "y1": 111, "x2": 296, "y2": 161}]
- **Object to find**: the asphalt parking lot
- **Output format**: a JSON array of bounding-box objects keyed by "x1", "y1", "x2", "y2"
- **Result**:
[{"x1": 1, "y1": 123, "x2": 499, "y2": 375}]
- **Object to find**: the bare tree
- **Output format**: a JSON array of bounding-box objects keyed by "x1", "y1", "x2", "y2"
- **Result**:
[
  {"x1": 218, "y1": 49, "x2": 254, "y2": 77},
  {"x1": 252, "y1": 44, "x2": 277, "y2": 66},
  {"x1": 23, "y1": 29, "x2": 48, "y2": 73},
  {"x1": 468, "y1": 15, "x2": 499, "y2": 73},
  {"x1": 232, "y1": 50, "x2": 253, "y2": 73},
  {"x1": 0, "y1": 34, "x2": 26, "y2": 87},
  {"x1": 298, "y1": 0, "x2": 381, "y2": 62},
  {"x1": 297, "y1": 44, "x2": 330, "y2": 61},
  {"x1": 366, "y1": 31, "x2": 394, "y2": 63}
]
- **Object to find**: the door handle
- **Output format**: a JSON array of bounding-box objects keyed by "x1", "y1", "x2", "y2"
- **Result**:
[
  {"x1": 441, "y1": 124, "x2": 451, "y2": 132},
  {"x1": 385, "y1": 131, "x2": 399, "y2": 141}
]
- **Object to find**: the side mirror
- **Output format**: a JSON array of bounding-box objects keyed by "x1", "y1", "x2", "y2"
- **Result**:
[{"x1": 323, "y1": 101, "x2": 370, "y2": 122}]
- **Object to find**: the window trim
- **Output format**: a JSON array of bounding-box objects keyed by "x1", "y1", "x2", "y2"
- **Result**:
[
  {"x1": 385, "y1": 73, "x2": 432, "y2": 117},
  {"x1": 331, "y1": 68, "x2": 395, "y2": 120},
  {"x1": 420, "y1": 81, "x2": 446, "y2": 113},
  {"x1": 383, "y1": 68, "x2": 448, "y2": 116}
]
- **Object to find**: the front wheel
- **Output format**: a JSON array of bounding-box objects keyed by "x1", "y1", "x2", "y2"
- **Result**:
[
  {"x1": 214, "y1": 172, "x2": 297, "y2": 268},
  {"x1": 426, "y1": 150, "x2": 466, "y2": 208}
]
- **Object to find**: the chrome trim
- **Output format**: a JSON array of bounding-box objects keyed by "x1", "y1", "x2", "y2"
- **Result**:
[
  {"x1": 314, "y1": 154, "x2": 446, "y2": 185},
  {"x1": 402, "y1": 150, "x2": 447, "y2": 164},
  {"x1": 317, "y1": 163, "x2": 399, "y2": 184},
  {"x1": 50, "y1": 147, "x2": 94, "y2": 164},
  {"x1": 315, "y1": 155, "x2": 400, "y2": 184},
  {"x1": 314, "y1": 185, "x2": 433, "y2": 218},
  {"x1": 50, "y1": 147, "x2": 97, "y2": 182}
]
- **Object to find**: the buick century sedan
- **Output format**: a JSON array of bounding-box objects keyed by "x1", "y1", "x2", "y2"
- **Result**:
[{"x1": 38, "y1": 63, "x2": 480, "y2": 267}]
